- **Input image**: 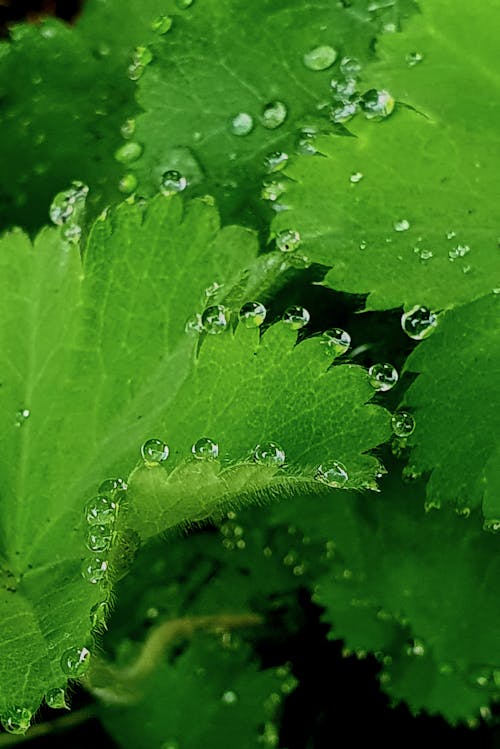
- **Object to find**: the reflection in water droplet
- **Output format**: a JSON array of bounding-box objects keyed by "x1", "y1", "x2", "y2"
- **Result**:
[
  {"x1": 406, "y1": 51, "x2": 424, "y2": 66},
  {"x1": 120, "y1": 119, "x2": 136, "y2": 139},
  {"x1": 315, "y1": 461, "x2": 349, "y2": 487},
  {"x1": 275, "y1": 229, "x2": 300, "y2": 252},
  {"x1": 185, "y1": 313, "x2": 203, "y2": 335},
  {"x1": 391, "y1": 411, "x2": 415, "y2": 437},
  {"x1": 368, "y1": 363, "x2": 398, "y2": 391},
  {"x1": 0, "y1": 707, "x2": 32, "y2": 735},
  {"x1": 141, "y1": 438, "x2": 170, "y2": 466},
  {"x1": 87, "y1": 524, "x2": 113, "y2": 552},
  {"x1": 393, "y1": 218, "x2": 410, "y2": 232},
  {"x1": 264, "y1": 151, "x2": 289, "y2": 173},
  {"x1": 15, "y1": 408, "x2": 30, "y2": 427},
  {"x1": 84, "y1": 495, "x2": 118, "y2": 525},
  {"x1": 261, "y1": 180, "x2": 285, "y2": 202},
  {"x1": 320, "y1": 328, "x2": 351, "y2": 357},
  {"x1": 401, "y1": 305, "x2": 438, "y2": 340},
  {"x1": 340, "y1": 56, "x2": 361, "y2": 77},
  {"x1": 49, "y1": 181, "x2": 88, "y2": 226},
  {"x1": 253, "y1": 441, "x2": 286, "y2": 467},
  {"x1": 192, "y1": 437, "x2": 219, "y2": 460},
  {"x1": 303, "y1": 45, "x2": 338, "y2": 71},
  {"x1": 60, "y1": 646, "x2": 91, "y2": 677},
  {"x1": 239, "y1": 301, "x2": 267, "y2": 328},
  {"x1": 296, "y1": 128, "x2": 317, "y2": 155},
  {"x1": 282, "y1": 305, "x2": 310, "y2": 330},
  {"x1": 81, "y1": 556, "x2": 109, "y2": 584},
  {"x1": 229, "y1": 112, "x2": 254, "y2": 136},
  {"x1": 45, "y1": 688, "x2": 67, "y2": 709},
  {"x1": 360, "y1": 89, "x2": 395, "y2": 120},
  {"x1": 160, "y1": 170, "x2": 187, "y2": 196},
  {"x1": 350, "y1": 172, "x2": 363, "y2": 183},
  {"x1": 201, "y1": 304, "x2": 230, "y2": 334},
  {"x1": 331, "y1": 102, "x2": 357, "y2": 123},
  {"x1": 151, "y1": 15, "x2": 173, "y2": 34},
  {"x1": 448, "y1": 244, "x2": 470, "y2": 261},
  {"x1": 261, "y1": 101, "x2": 287, "y2": 129}
]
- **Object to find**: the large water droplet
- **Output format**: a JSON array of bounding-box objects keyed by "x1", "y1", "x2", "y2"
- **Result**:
[
  {"x1": 303, "y1": 45, "x2": 338, "y2": 71},
  {"x1": 264, "y1": 151, "x2": 289, "y2": 173},
  {"x1": 160, "y1": 170, "x2": 187, "y2": 196},
  {"x1": 275, "y1": 229, "x2": 301, "y2": 253},
  {"x1": 141, "y1": 438, "x2": 170, "y2": 466},
  {"x1": 261, "y1": 101, "x2": 287, "y2": 129},
  {"x1": 60, "y1": 646, "x2": 91, "y2": 677},
  {"x1": 81, "y1": 557, "x2": 108, "y2": 584},
  {"x1": 151, "y1": 15, "x2": 173, "y2": 34},
  {"x1": 282, "y1": 305, "x2": 310, "y2": 330},
  {"x1": 315, "y1": 461, "x2": 349, "y2": 487},
  {"x1": 229, "y1": 112, "x2": 254, "y2": 136},
  {"x1": 87, "y1": 524, "x2": 113, "y2": 552},
  {"x1": 45, "y1": 688, "x2": 67, "y2": 709},
  {"x1": 221, "y1": 690, "x2": 239, "y2": 705},
  {"x1": 1, "y1": 707, "x2": 32, "y2": 735},
  {"x1": 368, "y1": 363, "x2": 398, "y2": 391},
  {"x1": 84, "y1": 495, "x2": 118, "y2": 525},
  {"x1": 331, "y1": 102, "x2": 357, "y2": 123},
  {"x1": 393, "y1": 218, "x2": 410, "y2": 232},
  {"x1": 192, "y1": 437, "x2": 219, "y2": 460},
  {"x1": 320, "y1": 328, "x2": 351, "y2": 356},
  {"x1": 114, "y1": 141, "x2": 142, "y2": 164},
  {"x1": 360, "y1": 89, "x2": 395, "y2": 120},
  {"x1": 340, "y1": 56, "x2": 361, "y2": 78},
  {"x1": 406, "y1": 51, "x2": 424, "y2": 67},
  {"x1": 401, "y1": 305, "x2": 438, "y2": 340},
  {"x1": 201, "y1": 304, "x2": 230, "y2": 334},
  {"x1": 239, "y1": 301, "x2": 267, "y2": 328},
  {"x1": 118, "y1": 174, "x2": 138, "y2": 194},
  {"x1": 253, "y1": 441, "x2": 286, "y2": 467},
  {"x1": 391, "y1": 411, "x2": 415, "y2": 437}
]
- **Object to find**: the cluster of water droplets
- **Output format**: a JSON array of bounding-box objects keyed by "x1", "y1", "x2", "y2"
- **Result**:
[
  {"x1": 49, "y1": 181, "x2": 88, "y2": 244},
  {"x1": 328, "y1": 54, "x2": 395, "y2": 125},
  {"x1": 81, "y1": 477, "x2": 128, "y2": 586}
]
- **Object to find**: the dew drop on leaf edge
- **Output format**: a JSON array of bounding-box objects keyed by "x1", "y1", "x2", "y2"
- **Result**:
[
  {"x1": 0, "y1": 707, "x2": 32, "y2": 735},
  {"x1": 282, "y1": 305, "x2": 310, "y2": 330},
  {"x1": 141, "y1": 438, "x2": 170, "y2": 466},
  {"x1": 253, "y1": 441, "x2": 286, "y2": 467},
  {"x1": 84, "y1": 495, "x2": 118, "y2": 525},
  {"x1": 201, "y1": 304, "x2": 230, "y2": 334},
  {"x1": 81, "y1": 556, "x2": 109, "y2": 584},
  {"x1": 320, "y1": 328, "x2": 351, "y2": 357},
  {"x1": 360, "y1": 89, "x2": 395, "y2": 120},
  {"x1": 368, "y1": 363, "x2": 398, "y2": 392},
  {"x1": 239, "y1": 301, "x2": 267, "y2": 328},
  {"x1": 87, "y1": 523, "x2": 113, "y2": 552},
  {"x1": 275, "y1": 229, "x2": 301, "y2": 253},
  {"x1": 401, "y1": 305, "x2": 438, "y2": 341},
  {"x1": 315, "y1": 460, "x2": 349, "y2": 487},
  {"x1": 60, "y1": 646, "x2": 91, "y2": 677},
  {"x1": 192, "y1": 437, "x2": 219, "y2": 460},
  {"x1": 151, "y1": 15, "x2": 173, "y2": 34},
  {"x1": 391, "y1": 411, "x2": 415, "y2": 437},
  {"x1": 160, "y1": 170, "x2": 187, "y2": 196},
  {"x1": 45, "y1": 688, "x2": 67, "y2": 710},
  {"x1": 261, "y1": 100, "x2": 288, "y2": 129},
  {"x1": 98, "y1": 477, "x2": 128, "y2": 499},
  {"x1": 114, "y1": 141, "x2": 142, "y2": 164}
]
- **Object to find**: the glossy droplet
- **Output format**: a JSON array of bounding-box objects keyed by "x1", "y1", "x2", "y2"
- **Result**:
[
  {"x1": 60, "y1": 646, "x2": 91, "y2": 677},
  {"x1": 296, "y1": 128, "x2": 317, "y2": 155},
  {"x1": 448, "y1": 243, "x2": 470, "y2": 261},
  {"x1": 239, "y1": 301, "x2": 267, "y2": 328},
  {"x1": 261, "y1": 179, "x2": 285, "y2": 202},
  {"x1": 141, "y1": 438, "x2": 170, "y2": 466},
  {"x1": 401, "y1": 305, "x2": 438, "y2": 340},
  {"x1": 132, "y1": 45, "x2": 153, "y2": 67},
  {"x1": 84, "y1": 495, "x2": 118, "y2": 525},
  {"x1": 282, "y1": 305, "x2": 310, "y2": 330},
  {"x1": 114, "y1": 141, "x2": 142, "y2": 164},
  {"x1": 261, "y1": 100, "x2": 287, "y2": 129},
  {"x1": 303, "y1": 45, "x2": 338, "y2": 71},
  {"x1": 151, "y1": 15, "x2": 173, "y2": 34},
  {"x1": 192, "y1": 437, "x2": 219, "y2": 460},
  {"x1": 368, "y1": 363, "x2": 398, "y2": 392},
  {"x1": 45, "y1": 688, "x2": 67, "y2": 709},
  {"x1": 15, "y1": 407, "x2": 30, "y2": 427},
  {"x1": 90, "y1": 600, "x2": 108, "y2": 629},
  {"x1": 87, "y1": 524, "x2": 113, "y2": 552},
  {"x1": 264, "y1": 151, "x2": 288, "y2": 172},
  {"x1": 185, "y1": 313, "x2": 203, "y2": 335},
  {"x1": 253, "y1": 441, "x2": 286, "y2": 467},
  {"x1": 221, "y1": 690, "x2": 238, "y2": 705},
  {"x1": 119, "y1": 174, "x2": 138, "y2": 194},
  {"x1": 340, "y1": 56, "x2": 361, "y2": 78},
  {"x1": 49, "y1": 181, "x2": 88, "y2": 225},
  {"x1": 406, "y1": 51, "x2": 424, "y2": 67},
  {"x1": 394, "y1": 218, "x2": 410, "y2": 232},
  {"x1": 360, "y1": 89, "x2": 395, "y2": 120},
  {"x1": 315, "y1": 461, "x2": 349, "y2": 487},
  {"x1": 120, "y1": 118, "x2": 136, "y2": 139},
  {"x1": 320, "y1": 328, "x2": 351, "y2": 356},
  {"x1": 160, "y1": 170, "x2": 187, "y2": 195},
  {"x1": 81, "y1": 556, "x2": 108, "y2": 584},
  {"x1": 99, "y1": 477, "x2": 128, "y2": 501},
  {"x1": 1, "y1": 707, "x2": 32, "y2": 735},
  {"x1": 331, "y1": 78, "x2": 357, "y2": 102},
  {"x1": 350, "y1": 172, "x2": 363, "y2": 183},
  {"x1": 484, "y1": 519, "x2": 500, "y2": 533},
  {"x1": 331, "y1": 102, "x2": 357, "y2": 123},
  {"x1": 175, "y1": 0, "x2": 193, "y2": 7},
  {"x1": 276, "y1": 229, "x2": 300, "y2": 253},
  {"x1": 230, "y1": 112, "x2": 254, "y2": 136},
  {"x1": 391, "y1": 411, "x2": 415, "y2": 437},
  {"x1": 201, "y1": 304, "x2": 230, "y2": 334}
]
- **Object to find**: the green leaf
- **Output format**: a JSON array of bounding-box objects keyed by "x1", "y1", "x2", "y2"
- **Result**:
[
  {"x1": 403, "y1": 293, "x2": 500, "y2": 520},
  {"x1": 272, "y1": 0, "x2": 500, "y2": 310},
  {"x1": 0, "y1": 193, "x2": 389, "y2": 720}
]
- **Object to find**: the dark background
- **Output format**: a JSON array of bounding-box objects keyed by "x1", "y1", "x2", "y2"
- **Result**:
[{"x1": 0, "y1": 2, "x2": 498, "y2": 747}]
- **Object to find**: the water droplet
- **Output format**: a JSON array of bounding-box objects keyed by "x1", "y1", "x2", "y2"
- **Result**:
[
  {"x1": 229, "y1": 112, "x2": 254, "y2": 136},
  {"x1": 315, "y1": 461, "x2": 349, "y2": 487},
  {"x1": 360, "y1": 89, "x2": 395, "y2": 120},
  {"x1": 98, "y1": 477, "x2": 128, "y2": 501},
  {"x1": 62, "y1": 224, "x2": 82, "y2": 244},
  {"x1": 331, "y1": 101, "x2": 357, "y2": 123},
  {"x1": 114, "y1": 141, "x2": 142, "y2": 165},
  {"x1": 221, "y1": 690, "x2": 238, "y2": 705},
  {"x1": 84, "y1": 495, "x2": 118, "y2": 525},
  {"x1": 455, "y1": 506, "x2": 471, "y2": 518},
  {"x1": 296, "y1": 128, "x2": 317, "y2": 155},
  {"x1": 133, "y1": 45, "x2": 153, "y2": 68},
  {"x1": 415, "y1": 247, "x2": 433, "y2": 261},
  {"x1": 185, "y1": 313, "x2": 203, "y2": 335},
  {"x1": 45, "y1": 688, "x2": 67, "y2": 709},
  {"x1": 359, "y1": 240, "x2": 367, "y2": 250},
  {"x1": 192, "y1": 437, "x2": 219, "y2": 460},
  {"x1": 275, "y1": 229, "x2": 301, "y2": 252},
  {"x1": 350, "y1": 172, "x2": 363, "y2": 184},
  {"x1": 160, "y1": 169, "x2": 187, "y2": 196},
  {"x1": 394, "y1": 218, "x2": 410, "y2": 232},
  {"x1": 320, "y1": 328, "x2": 351, "y2": 357},
  {"x1": 175, "y1": 0, "x2": 194, "y2": 7},
  {"x1": 1, "y1": 707, "x2": 32, "y2": 735},
  {"x1": 90, "y1": 600, "x2": 108, "y2": 629},
  {"x1": 15, "y1": 408, "x2": 30, "y2": 427},
  {"x1": 340, "y1": 56, "x2": 362, "y2": 78},
  {"x1": 151, "y1": 15, "x2": 173, "y2": 34},
  {"x1": 303, "y1": 45, "x2": 338, "y2": 71},
  {"x1": 391, "y1": 411, "x2": 415, "y2": 437},
  {"x1": 484, "y1": 518, "x2": 500, "y2": 533},
  {"x1": 401, "y1": 305, "x2": 438, "y2": 340},
  {"x1": 120, "y1": 118, "x2": 136, "y2": 139},
  {"x1": 253, "y1": 441, "x2": 286, "y2": 467},
  {"x1": 127, "y1": 63, "x2": 145, "y2": 80},
  {"x1": 87, "y1": 524, "x2": 113, "y2": 552},
  {"x1": 368, "y1": 363, "x2": 398, "y2": 391},
  {"x1": 201, "y1": 304, "x2": 230, "y2": 334},
  {"x1": 406, "y1": 51, "x2": 424, "y2": 67},
  {"x1": 119, "y1": 174, "x2": 138, "y2": 194},
  {"x1": 261, "y1": 179, "x2": 285, "y2": 202},
  {"x1": 60, "y1": 646, "x2": 91, "y2": 677},
  {"x1": 406, "y1": 638, "x2": 425, "y2": 657},
  {"x1": 141, "y1": 438, "x2": 170, "y2": 466},
  {"x1": 239, "y1": 301, "x2": 267, "y2": 328},
  {"x1": 448, "y1": 243, "x2": 470, "y2": 261},
  {"x1": 264, "y1": 151, "x2": 289, "y2": 173},
  {"x1": 49, "y1": 181, "x2": 88, "y2": 226},
  {"x1": 331, "y1": 78, "x2": 357, "y2": 102},
  {"x1": 282, "y1": 305, "x2": 310, "y2": 330},
  {"x1": 81, "y1": 557, "x2": 108, "y2": 584},
  {"x1": 261, "y1": 101, "x2": 287, "y2": 129}
]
